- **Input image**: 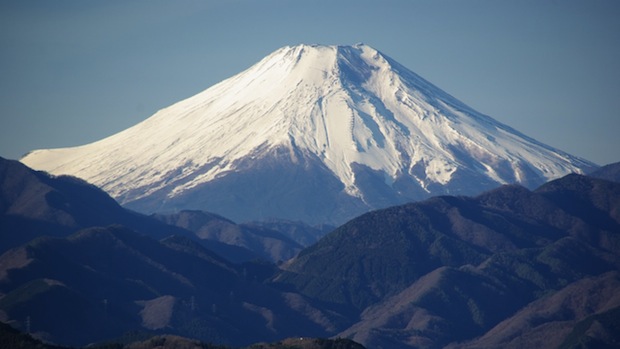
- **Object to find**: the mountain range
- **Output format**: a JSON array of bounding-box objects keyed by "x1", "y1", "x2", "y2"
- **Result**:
[
  {"x1": 1, "y1": 157, "x2": 619, "y2": 348},
  {"x1": 20, "y1": 44, "x2": 596, "y2": 225},
  {"x1": 0, "y1": 157, "x2": 322, "y2": 263},
  {"x1": 0, "y1": 156, "x2": 323, "y2": 346},
  {"x1": 151, "y1": 210, "x2": 330, "y2": 263},
  {"x1": 274, "y1": 169, "x2": 620, "y2": 348}
]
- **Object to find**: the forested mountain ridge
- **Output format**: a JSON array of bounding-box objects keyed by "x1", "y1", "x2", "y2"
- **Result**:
[
  {"x1": 1, "y1": 155, "x2": 619, "y2": 348},
  {"x1": 273, "y1": 174, "x2": 620, "y2": 348}
]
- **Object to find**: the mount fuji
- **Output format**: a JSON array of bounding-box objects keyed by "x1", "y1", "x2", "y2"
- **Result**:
[{"x1": 21, "y1": 44, "x2": 596, "y2": 225}]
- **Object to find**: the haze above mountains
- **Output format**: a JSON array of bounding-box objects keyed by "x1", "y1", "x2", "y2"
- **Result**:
[{"x1": 21, "y1": 44, "x2": 595, "y2": 225}]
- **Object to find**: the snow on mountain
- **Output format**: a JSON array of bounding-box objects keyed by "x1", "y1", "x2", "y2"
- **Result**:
[{"x1": 21, "y1": 44, "x2": 597, "y2": 224}]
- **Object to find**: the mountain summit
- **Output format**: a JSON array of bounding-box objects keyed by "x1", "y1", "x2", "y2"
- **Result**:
[{"x1": 22, "y1": 44, "x2": 595, "y2": 224}]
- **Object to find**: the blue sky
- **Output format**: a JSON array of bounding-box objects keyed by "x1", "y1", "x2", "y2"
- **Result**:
[{"x1": 1, "y1": 0, "x2": 619, "y2": 165}]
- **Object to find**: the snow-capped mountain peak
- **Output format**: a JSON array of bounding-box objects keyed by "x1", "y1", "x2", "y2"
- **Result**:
[{"x1": 22, "y1": 44, "x2": 596, "y2": 224}]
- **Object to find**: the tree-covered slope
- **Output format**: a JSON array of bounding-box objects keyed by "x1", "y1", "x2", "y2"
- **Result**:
[{"x1": 272, "y1": 174, "x2": 620, "y2": 348}]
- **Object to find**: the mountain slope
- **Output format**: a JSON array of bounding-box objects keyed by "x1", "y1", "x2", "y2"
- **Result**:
[
  {"x1": 152, "y1": 210, "x2": 305, "y2": 262},
  {"x1": 589, "y1": 161, "x2": 620, "y2": 183},
  {"x1": 0, "y1": 156, "x2": 315, "y2": 268},
  {"x1": 0, "y1": 226, "x2": 333, "y2": 347},
  {"x1": 3, "y1": 157, "x2": 618, "y2": 348},
  {"x1": 272, "y1": 174, "x2": 620, "y2": 348},
  {"x1": 21, "y1": 44, "x2": 595, "y2": 225},
  {"x1": 448, "y1": 271, "x2": 620, "y2": 349},
  {"x1": 0, "y1": 157, "x2": 191, "y2": 254}
]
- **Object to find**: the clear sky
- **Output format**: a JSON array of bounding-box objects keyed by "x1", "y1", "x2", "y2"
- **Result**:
[{"x1": 1, "y1": 0, "x2": 619, "y2": 165}]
